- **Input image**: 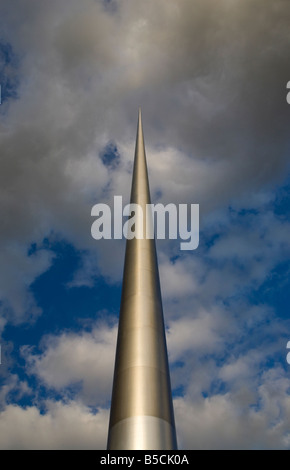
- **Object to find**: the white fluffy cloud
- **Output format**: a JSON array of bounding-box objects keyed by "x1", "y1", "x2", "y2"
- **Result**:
[
  {"x1": 167, "y1": 310, "x2": 226, "y2": 362},
  {"x1": 0, "y1": 401, "x2": 108, "y2": 450},
  {"x1": 175, "y1": 366, "x2": 290, "y2": 450},
  {"x1": 23, "y1": 322, "x2": 118, "y2": 406}
]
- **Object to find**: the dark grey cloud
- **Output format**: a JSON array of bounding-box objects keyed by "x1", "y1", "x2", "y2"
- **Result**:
[{"x1": 1, "y1": 0, "x2": 289, "y2": 248}]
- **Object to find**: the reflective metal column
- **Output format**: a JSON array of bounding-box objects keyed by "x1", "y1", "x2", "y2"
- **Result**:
[{"x1": 107, "y1": 109, "x2": 177, "y2": 450}]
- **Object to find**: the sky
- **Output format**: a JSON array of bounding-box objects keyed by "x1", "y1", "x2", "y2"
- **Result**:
[{"x1": 0, "y1": 0, "x2": 290, "y2": 450}]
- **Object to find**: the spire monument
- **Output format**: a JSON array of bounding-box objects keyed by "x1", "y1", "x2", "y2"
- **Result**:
[{"x1": 107, "y1": 109, "x2": 177, "y2": 450}]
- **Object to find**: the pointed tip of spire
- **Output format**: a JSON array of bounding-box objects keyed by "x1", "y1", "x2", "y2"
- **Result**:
[{"x1": 137, "y1": 107, "x2": 143, "y2": 133}]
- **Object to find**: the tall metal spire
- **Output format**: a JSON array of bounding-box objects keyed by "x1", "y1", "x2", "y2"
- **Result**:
[{"x1": 107, "y1": 109, "x2": 177, "y2": 450}]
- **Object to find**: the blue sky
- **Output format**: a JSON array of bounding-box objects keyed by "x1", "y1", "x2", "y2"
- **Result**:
[{"x1": 0, "y1": 0, "x2": 290, "y2": 449}]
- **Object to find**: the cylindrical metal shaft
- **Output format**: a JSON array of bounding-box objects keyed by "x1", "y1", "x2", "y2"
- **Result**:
[{"x1": 107, "y1": 109, "x2": 177, "y2": 450}]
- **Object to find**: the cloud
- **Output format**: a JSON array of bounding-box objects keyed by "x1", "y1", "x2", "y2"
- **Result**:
[
  {"x1": 23, "y1": 322, "x2": 118, "y2": 406},
  {"x1": 0, "y1": 0, "x2": 289, "y2": 296},
  {"x1": 0, "y1": 401, "x2": 108, "y2": 450},
  {"x1": 0, "y1": 244, "x2": 54, "y2": 325},
  {"x1": 0, "y1": 374, "x2": 32, "y2": 409},
  {"x1": 175, "y1": 366, "x2": 290, "y2": 450},
  {"x1": 159, "y1": 257, "x2": 197, "y2": 300},
  {"x1": 167, "y1": 310, "x2": 226, "y2": 362},
  {"x1": 0, "y1": 0, "x2": 289, "y2": 249}
]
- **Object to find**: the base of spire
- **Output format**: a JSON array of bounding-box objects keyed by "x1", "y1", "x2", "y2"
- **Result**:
[{"x1": 107, "y1": 415, "x2": 177, "y2": 450}]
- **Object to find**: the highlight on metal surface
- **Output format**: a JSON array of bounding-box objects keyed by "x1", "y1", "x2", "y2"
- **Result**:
[{"x1": 107, "y1": 109, "x2": 177, "y2": 450}]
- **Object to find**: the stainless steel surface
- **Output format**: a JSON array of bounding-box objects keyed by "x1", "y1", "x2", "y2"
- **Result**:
[
  {"x1": 107, "y1": 109, "x2": 177, "y2": 450},
  {"x1": 108, "y1": 416, "x2": 177, "y2": 450}
]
